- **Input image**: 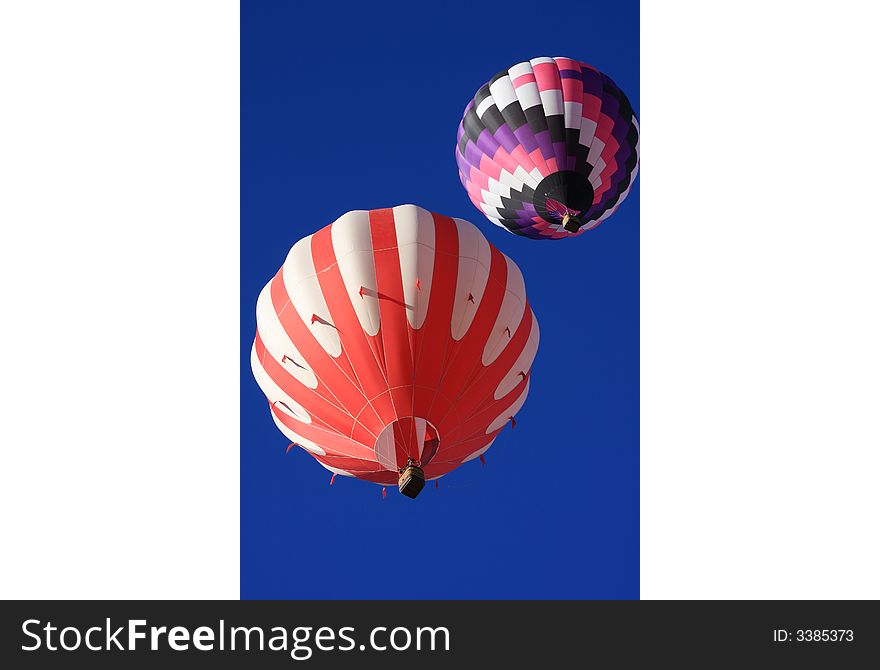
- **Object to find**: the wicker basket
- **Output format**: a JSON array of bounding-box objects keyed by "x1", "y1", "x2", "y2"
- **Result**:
[{"x1": 398, "y1": 465, "x2": 426, "y2": 499}]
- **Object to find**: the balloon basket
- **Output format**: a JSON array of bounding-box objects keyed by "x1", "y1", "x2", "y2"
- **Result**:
[
  {"x1": 398, "y1": 465, "x2": 425, "y2": 499},
  {"x1": 562, "y1": 217, "x2": 582, "y2": 233}
]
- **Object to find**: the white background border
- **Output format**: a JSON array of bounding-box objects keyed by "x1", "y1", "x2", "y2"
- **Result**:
[
  {"x1": 0, "y1": 1, "x2": 240, "y2": 599},
  {"x1": 641, "y1": 1, "x2": 879, "y2": 597}
]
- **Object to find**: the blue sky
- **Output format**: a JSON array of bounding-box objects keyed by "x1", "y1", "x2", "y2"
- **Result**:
[{"x1": 241, "y1": 0, "x2": 639, "y2": 599}]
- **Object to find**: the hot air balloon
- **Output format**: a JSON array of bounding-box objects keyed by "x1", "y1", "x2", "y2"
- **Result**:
[
  {"x1": 251, "y1": 205, "x2": 539, "y2": 498},
  {"x1": 456, "y1": 56, "x2": 639, "y2": 240}
]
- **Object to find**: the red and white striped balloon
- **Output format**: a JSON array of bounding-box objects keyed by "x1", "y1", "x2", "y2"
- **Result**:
[{"x1": 251, "y1": 205, "x2": 539, "y2": 488}]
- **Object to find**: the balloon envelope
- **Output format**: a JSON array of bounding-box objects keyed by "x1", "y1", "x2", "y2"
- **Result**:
[
  {"x1": 251, "y1": 205, "x2": 539, "y2": 488},
  {"x1": 456, "y1": 56, "x2": 639, "y2": 240}
]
